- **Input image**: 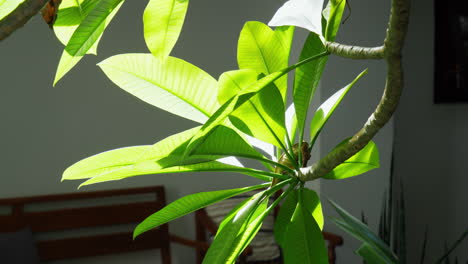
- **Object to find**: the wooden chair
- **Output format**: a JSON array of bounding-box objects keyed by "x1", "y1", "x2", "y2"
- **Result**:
[
  {"x1": 0, "y1": 186, "x2": 172, "y2": 263},
  {"x1": 190, "y1": 208, "x2": 343, "y2": 264}
]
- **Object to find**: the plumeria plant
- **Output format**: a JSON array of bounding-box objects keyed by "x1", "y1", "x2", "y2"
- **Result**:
[{"x1": 0, "y1": 0, "x2": 410, "y2": 262}]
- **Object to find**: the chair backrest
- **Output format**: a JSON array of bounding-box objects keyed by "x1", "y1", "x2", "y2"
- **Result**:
[{"x1": 0, "y1": 186, "x2": 171, "y2": 263}]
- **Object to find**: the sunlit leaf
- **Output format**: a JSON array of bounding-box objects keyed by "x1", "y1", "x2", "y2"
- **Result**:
[
  {"x1": 324, "y1": 0, "x2": 347, "y2": 41},
  {"x1": 323, "y1": 139, "x2": 379, "y2": 180},
  {"x1": 274, "y1": 188, "x2": 323, "y2": 247},
  {"x1": 0, "y1": 0, "x2": 25, "y2": 21},
  {"x1": 268, "y1": 0, "x2": 324, "y2": 36},
  {"x1": 134, "y1": 183, "x2": 268, "y2": 238},
  {"x1": 98, "y1": 54, "x2": 218, "y2": 124},
  {"x1": 143, "y1": 0, "x2": 189, "y2": 58},
  {"x1": 301, "y1": 188, "x2": 324, "y2": 229},
  {"x1": 63, "y1": 125, "x2": 282, "y2": 185},
  {"x1": 79, "y1": 161, "x2": 277, "y2": 187},
  {"x1": 237, "y1": 21, "x2": 293, "y2": 100},
  {"x1": 54, "y1": 0, "x2": 101, "y2": 54},
  {"x1": 218, "y1": 69, "x2": 287, "y2": 148},
  {"x1": 184, "y1": 51, "x2": 329, "y2": 158},
  {"x1": 274, "y1": 190, "x2": 298, "y2": 246},
  {"x1": 310, "y1": 69, "x2": 368, "y2": 147},
  {"x1": 283, "y1": 194, "x2": 328, "y2": 264},
  {"x1": 203, "y1": 191, "x2": 267, "y2": 264},
  {"x1": 54, "y1": 0, "x2": 124, "y2": 85},
  {"x1": 294, "y1": 33, "x2": 328, "y2": 144}
]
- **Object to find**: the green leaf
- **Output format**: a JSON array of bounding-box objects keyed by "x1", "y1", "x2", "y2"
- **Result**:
[
  {"x1": 63, "y1": 125, "x2": 284, "y2": 185},
  {"x1": 218, "y1": 69, "x2": 287, "y2": 148},
  {"x1": 301, "y1": 188, "x2": 324, "y2": 229},
  {"x1": 274, "y1": 188, "x2": 323, "y2": 247},
  {"x1": 310, "y1": 69, "x2": 368, "y2": 147},
  {"x1": 203, "y1": 191, "x2": 267, "y2": 264},
  {"x1": 356, "y1": 244, "x2": 392, "y2": 264},
  {"x1": 134, "y1": 183, "x2": 267, "y2": 238},
  {"x1": 98, "y1": 54, "x2": 219, "y2": 124},
  {"x1": 323, "y1": 140, "x2": 379, "y2": 180},
  {"x1": 54, "y1": 0, "x2": 101, "y2": 54},
  {"x1": 274, "y1": 190, "x2": 298, "y2": 246},
  {"x1": 294, "y1": 33, "x2": 328, "y2": 145},
  {"x1": 237, "y1": 21, "x2": 293, "y2": 100},
  {"x1": 324, "y1": 0, "x2": 347, "y2": 41},
  {"x1": 184, "y1": 51, "x2": 329, "y2": 158},
  {"x1": 328, "y1": 199, "x2": 398, "y2": 263},
  {"x1": 78, "y1": 161, "x2": 276, "y2": 187},
  {"x1": 0, "y1": 0, "x2": 24, "y2": 21},
  {"x1": 143, "y1": 0, "x2": 189, "y2": 58},
  {"x1": 268, "y1": 0, "x2": 324, "y2": 36},
  {"x1": 54, "y1": 0, "x2": 124, "y2": 85},
  {"x1": 283, "y1": 193, "x2": 328, "y2": 264},
  {"x1": 63, "y1": 126, "x2": 200, "y2": 180}
]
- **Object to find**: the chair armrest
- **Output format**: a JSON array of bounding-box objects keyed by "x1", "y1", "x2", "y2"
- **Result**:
[{"x1": 169, "y1": 234, "x2": 253, "y2": 256}]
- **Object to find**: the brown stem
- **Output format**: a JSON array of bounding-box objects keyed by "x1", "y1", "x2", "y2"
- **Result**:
[
  {"x1": 0, "y1": 0, "x2": 49, "y2": 41},
  {"x1": 300, "y1": 0, "x2": 410, "y2": 182},
  {"x1": 324, "y1": 41, "x2": 385, "y2": 60}
]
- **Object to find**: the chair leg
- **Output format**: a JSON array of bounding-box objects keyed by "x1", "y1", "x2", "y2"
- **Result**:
[
  {"x1": 195, "y1": 212, "x2": 207, "y2": 264},
  {"x1": 161, "y1": 245, "x2": 172, "y2": 264}
]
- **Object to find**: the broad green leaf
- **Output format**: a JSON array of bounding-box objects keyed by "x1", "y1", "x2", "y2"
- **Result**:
[
  {"x1": 283, "y1": 196, "x2": 328, "y2": 264},
  {"x1": 324, "y1": 0, "x2": 347, "y2": 41},
  {"x1": 64, "y1": 125, "x2": 282, "y2": 185},
  {"x1": 301, "y1": 188, "x2": 324, "y2": 229},
  {"x1": 237, "y1": 22, "x2": 293, "y2": 100},
  {"x1": 0, "y1": 0, "x2": 24, "y2": 21},
  {"x1": 329, "y1": 200, "x2": 398, "y2": 263},
  {"x1": 54, "y1": 0, "x2": 101, "y2": 54},
  {"x1": 134, "y1": 183, "x2": 267, "y2": 238},
  {"x1": 63, "y1": 127, "x2": 200, "y2": 180},
  {"x1": 78, "y1": 161, "x2": 276, "y2": 187},
  {"x1": 54, "y1": 0, "x2": 124, "y2": 85},
  {"x1": 294, "y1": 33, "x2": 328, "y2": 144},
  {"x1": 184, "y1": 51, "x2": 329, "y2": 158},
  {"x1": 268, "y1": 0, "x2": 324, "y2": 36},
  {"x1": 183, "y1": 71, "x2": 283, "y2": 157},
  {"x1": 356, "y1": 244, "x2": 392, "y2": 264},
  {"x1": 98, "y1": 54, "x2": 218, "y2": 124},
  {"x1": 143, "y1": 0, "x2": 189, "y2": 58},
  {"x1": 203, "y1": 191, "x2": 267, "y2": 264},
  {"x1": 219, "y1": 69, "x2": 286, "y2": 148},
  {"x1": 274, "y1": 188, "x2": 323, "y2": 246},
  {"x1": 323, "y1": 140, "x2": 379, "y2": 180},
  {"x1": 310, "y1": 69, "x2": 368, "y2": 147},
  {"x1": 274, "y1": 190, "x2": 298, "y2": 246}
]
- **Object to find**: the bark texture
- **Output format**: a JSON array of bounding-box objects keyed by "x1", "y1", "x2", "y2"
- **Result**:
[
  {"x1": 0, "y1": 0, "x2": 49, "y2": 41},
  {"x1": 300, "y1": 0, "x2": 411, "y2": 181}
]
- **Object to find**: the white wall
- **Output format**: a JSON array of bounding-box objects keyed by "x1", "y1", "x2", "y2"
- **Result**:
[
  {"x1": 0, "y1": 0, "x2": 292, "y2": 263},
  {"x1": 395, "y1": 0, "x2": 468, "y2": 262}
]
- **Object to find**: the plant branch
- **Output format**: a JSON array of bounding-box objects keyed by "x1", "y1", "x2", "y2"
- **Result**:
[
  {"x1": 299, "y1": 0, "x2": 410, "y2": 182},
  {"x1": 324, "y1": 41, "x2": 385, "y2": 60},
  {"x1": 0, "y1": 0, "x2": 49, "y2": 41}
]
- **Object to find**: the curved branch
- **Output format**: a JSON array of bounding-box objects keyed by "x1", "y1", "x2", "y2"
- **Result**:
[
  {"x1": 300, "y1": 0, "x2": 410, "y2": 182},
  {"x1": 324, "y1": 41, "x2": 385, "y2": 60},
  {"x1": 0, "y1": 0, "x2": 49, "y2": 41}
]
